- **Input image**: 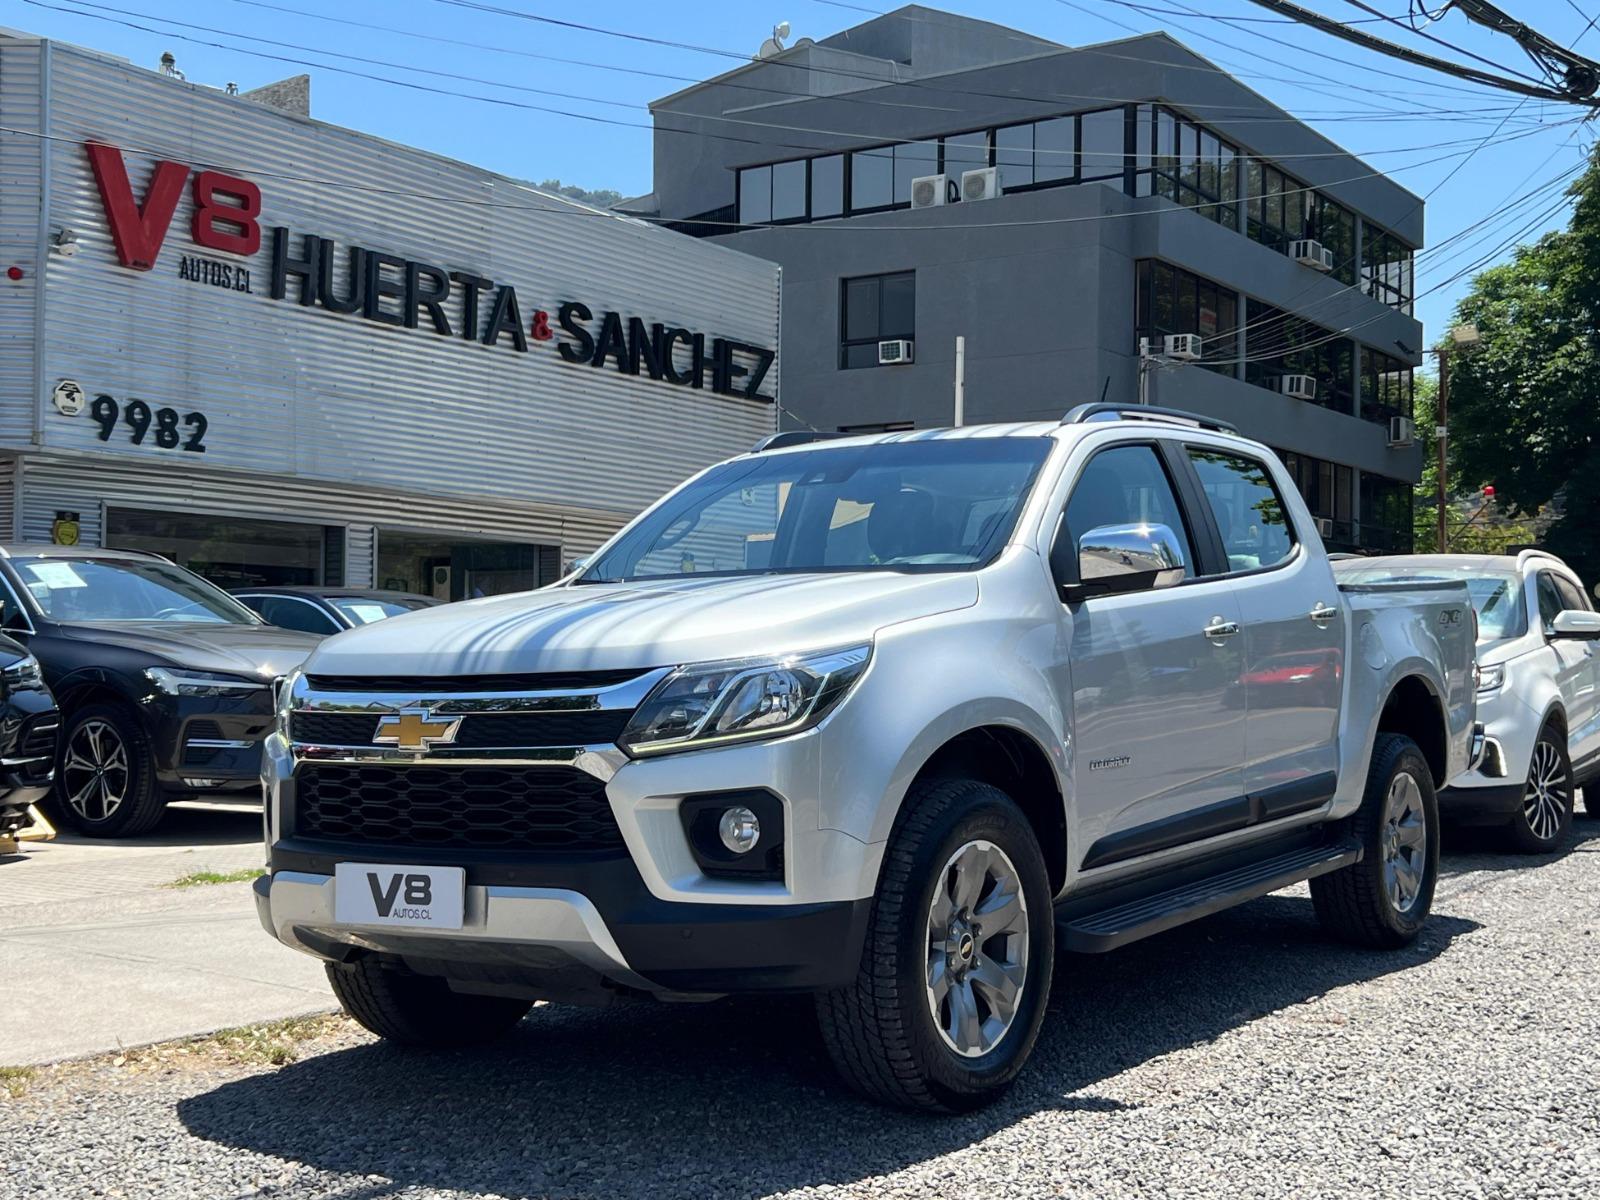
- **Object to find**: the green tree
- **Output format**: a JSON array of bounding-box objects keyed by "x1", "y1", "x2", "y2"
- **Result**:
[
  {"x1": 1445, "y1": 147, "x2": 1600, "y2": 578},
  {"x1": 537, "y1": 178, "x2": 625, "y2": 209}
]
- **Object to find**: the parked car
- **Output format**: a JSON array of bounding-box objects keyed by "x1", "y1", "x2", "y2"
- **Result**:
[
  {"x1": 231, "y1": 586, "x2": 441, "y2": 636},
  {"x1": 0, "y1": 633, "x2": 60, "y2": 843},
  {"x1": 1336, "y1": 551, "x2": 1600, "y2": 851},
  {"x1": 256, "y1": 406, "x2": 1477, "y2": 1111},
  {"x1": 0, "y1": 546, "x2": 320, "y2": 837}
]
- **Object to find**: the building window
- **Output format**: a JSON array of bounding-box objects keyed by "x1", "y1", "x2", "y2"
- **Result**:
[
  {"x1": 942, "y1": 129, "x2": 991, "y2": 178},
  {"x1": 1133, "y1": 105, "x2": 1238, "y2": 229},
  {"x1": 738, "y1": 164, "x2": 772, "y2": 225},
  {"x1": 840, "y1": 271, "x2": 915, "y2": 369},
  {"x1": 1278, "y1": 449, "x2": 1355, "y2": 547},
  {"x1": 1361, "y1": 349, "x2": 1414, "y2": 424},
  {"x1": 1363, "y1": 223, "x2": 1414, "y2": 313},
  {"x1": 1079, "y1": 107, "x2": 1127, "y2": 184},
  {"x1": 994, "y1": 115, "x2": 1079, "y2": 192},
  {"x1": 839, "y1": 421, "x2": 915, "y2": 434},
  {"x1": 1247, "y1": 166, "x2": 1356, "y2": 282},
  {"x1": 1360, "y1": 474, "x2": 1414, "y2": 553},
  {"x1": 1135, "y1": 260, "x2": 1238, "y2": 372},
  {"x1": 738, "y1": 159, "x2": 807, "y2": 225},
  {"x1": 811, "y1": 154, "x2": 844, "y2": 219},
  {"x1": 1245, "y1": 301, "x2": 1354, "y2": 415},
  {"x1": 850, "y1": 147, "x2": 895, "y2": 212},
  {"x1": 894, "y1": 140, "x2": 939, "y2": 205}
]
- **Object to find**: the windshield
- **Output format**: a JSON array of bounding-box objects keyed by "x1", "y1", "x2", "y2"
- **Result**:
[
  {"x1": 1339, "y1": 565, "x2": 1527, "y2": 642},
  {"x1": 11, "y1": 556, "x2": 261, "y2": 625},
  {"x1": 581, "y1": 438, "x2": 1053, "y2": 583},
  {"x1": 329, "y1": 597, "x2": 435, "y2": 625}
]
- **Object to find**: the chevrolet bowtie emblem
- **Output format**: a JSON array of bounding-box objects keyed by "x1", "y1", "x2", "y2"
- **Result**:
[{"x1": 373, "y1": 709, "x2": 462, "y2": 752}]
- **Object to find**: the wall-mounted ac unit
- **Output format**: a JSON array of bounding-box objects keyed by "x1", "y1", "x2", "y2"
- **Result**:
[
  {"x1": 1164, "y1": 333, "x2": 1203, "y2": 362},
  {"x1": 961, "y1": 167, "x2": 1000, "y2": 202},
  {"x1": 1388, "y1": 415, "x2": 1415, "y2": 447},
  {"x1": 910, "y1": 174, "x2": 949, "y2": 209},
  {"x1": 878, "y1": 339, "x2": 914, "y2": 365},
  {"x1": 1290, "y1": 239, "x2": 1335, "y2": 272},
  {"x1": 1314, "y1": 517, "x2": 1334, "y2": 537},
  {"x1": 1279, "y1": 374, "x2": 1317, "y2": 401}
]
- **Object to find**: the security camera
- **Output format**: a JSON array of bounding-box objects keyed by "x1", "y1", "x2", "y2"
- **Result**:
[{"x1": 50, "y1": 228, "x2": 79, "y2": 257}]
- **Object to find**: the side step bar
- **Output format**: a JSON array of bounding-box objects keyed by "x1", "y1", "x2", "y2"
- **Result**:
[{"x1": 1057, "y1": 838, "x2": 1362, "y2": 953}]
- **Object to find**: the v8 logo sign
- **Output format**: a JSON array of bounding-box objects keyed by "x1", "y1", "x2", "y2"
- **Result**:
[
  {"x1": 86, "y1": 142, "x2": 260, "y2": 271},
  {"x1": 333, "y1": 862, "x2": 465, "y2": 929}
]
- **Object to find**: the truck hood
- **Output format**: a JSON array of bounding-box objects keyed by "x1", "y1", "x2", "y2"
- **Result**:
[
  {"x1": 302, "y1": 572, "x2": 980, "y2": 678},
  {"x1": 64, "y1": 621, "x2": 320, "y2": 679}
]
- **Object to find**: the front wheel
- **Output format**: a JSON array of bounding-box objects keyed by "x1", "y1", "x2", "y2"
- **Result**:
[
  {"x1": 815, "y1": 778, "x2": 1054, "y2": 1113},
  {"x1": 53, "y1": 703, "x2": 166, "y2": 838},
  {"x1": 1505, "y1": 725, "x2": 1573, "y2": 853},
  {"x1": 1312, "y1": 733, "x2": 1438, "y2": 949},
  {"x1": 326, "y1": 958, "x2": 533, "y2": 1047}
]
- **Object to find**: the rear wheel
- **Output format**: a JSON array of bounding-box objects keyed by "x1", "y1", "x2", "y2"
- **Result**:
[
  {"x1": 1312, "y1": 733, "x2": 1438, "y2": 949},
  {"x1": 1505, "y1": 725, "x2": 1573, "y2": 853},
  {"x1": 53, "y1": 703, "x2": 166, "y2": 838},
  {"x1": 816, "y1": 778, "x2": 1054, "y2": 1112},
  {"x1": 326, "y1": 958, "x2": 533, "y2": 1047}
]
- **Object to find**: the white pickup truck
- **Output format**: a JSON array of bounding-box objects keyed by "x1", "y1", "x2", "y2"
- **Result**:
[{"x1": 256, "y1": 404, "x2": 1478, "y2": 1111}]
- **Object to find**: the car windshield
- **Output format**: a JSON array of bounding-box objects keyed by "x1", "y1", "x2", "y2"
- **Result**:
[
  {"x1": 329, "y1": 597, "x2": 433, "y2": 625},
  {"x1": 1338, "y1": 565, "x2": 1527, "y2": 642},
  {"x1": 580, "y1": 438, "x2": 1053, "y2": 583},
  {"x1": 11, "y1": 556, "x2": 260, "y2": 625}
]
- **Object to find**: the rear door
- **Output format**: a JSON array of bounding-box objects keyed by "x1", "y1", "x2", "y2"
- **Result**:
[
  {"x1": 1058, "y1": 441, "x2": 1247, "y2": 872},
  {"x1": 1182, "y1": 446, "x2": 1342, "y2": 806},
  {"x1": 1544, "y1": 572, "x2": 1600, "y2": 761}
]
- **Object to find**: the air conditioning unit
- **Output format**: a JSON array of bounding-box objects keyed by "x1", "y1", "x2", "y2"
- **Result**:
[
  {"x1": 1314, "y1": 517, "x2": 1334, "y2": 537},
  {"x1": 1164, "y1": 333, "x2": 1203, "y2": 362},
  {"x1": 910, "y1": 173, "x2": 949, "y2": 210},
  {"x1": 1388, "y1": 415, "x2": 1415, "y2": 447},
  {"x1": 878, "y1": 339, "x2": 914, "y2": 365},
  {"x1": 1279, "y1": 374, "x2": 1317, "y2": 401},
  {"x1": 960, "y1": 167, "x2": 1000, "y2": 202},
  {"x1": 1290, "y1": 238, "x2": 1335, "y2": 272}
]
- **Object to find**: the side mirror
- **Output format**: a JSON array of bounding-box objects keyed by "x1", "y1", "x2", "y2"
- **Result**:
[
  {"x1": 1550, "y1": 609, "x2": 1600, "y2": 640},
  {"x1": 1053, "y1": 522, "x2": 1188, "y2": 602}
]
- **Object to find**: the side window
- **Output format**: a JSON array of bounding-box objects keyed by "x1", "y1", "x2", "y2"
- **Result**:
[
  {"x1": 1186, "y1": 448, "x2": 1296, "y2": 572},
  {"x1": 260, "y1": 596, "x2": 340, "y2": 635},
  {"x1": 235, "y1": 595, "x2": 267, "y2": 615},
  {"x1": 1536, "y1": 573, "x2": 1566, "y2": 635},
  {"x1": 0, "y1": 576, "x2": 31, "y2": 631},
  {"x1": 1553, "y1": 574, "x2": 1589, "y2": 614},
  {"x1": 1063, "y1": 445, "x2": 1195, "y2": 580}
]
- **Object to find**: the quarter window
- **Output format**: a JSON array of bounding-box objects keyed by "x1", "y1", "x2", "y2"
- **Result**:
[
  {"x1": 1063, "y1": 445, "x2": 1195, "y2": 576},
  {"x1": 840, "y1": 271, "x2": 915, "y2": 369},
  {"x1": 1187, "y1": 449, "x2": 1296, "y2": 572}
]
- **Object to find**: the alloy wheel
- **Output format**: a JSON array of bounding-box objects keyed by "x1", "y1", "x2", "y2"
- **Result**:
[
  {"x1": 1380, "y1": 771, "x2": 1428, "y2": 914},
  {"x1": 61, "y1": 718, "x2": 131, "y2": 823},
  {"x1": 1522, "y1": 740, "x2": 1569, "y2": 843},
  {"x1": 925, "y1": 839, "x2": 1030, "y2": 1058}
]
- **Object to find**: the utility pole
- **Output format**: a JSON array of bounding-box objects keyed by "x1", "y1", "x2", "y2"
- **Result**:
[
  {"x1": 953, "y1": 335, "x2": 965, "y2": 427},
  {"x1": 1427, "y1": 324, "x2": 1480, "y2": 553}
]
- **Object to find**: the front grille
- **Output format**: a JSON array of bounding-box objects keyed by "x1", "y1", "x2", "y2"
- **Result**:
[
  {"x1": 188, "y1": 719, "x2": 224, "y2": 740},
  {"x1": 305, "y1": 670, "x2": 648, "y2": 693},
  {"x1": 294, "y1": 763, "x2": 623, "y2": 852},
  {"x1": 290, "y1": 709, "x2": 630, "y2": 747}
]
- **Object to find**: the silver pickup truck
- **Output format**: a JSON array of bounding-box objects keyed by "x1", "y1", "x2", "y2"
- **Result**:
[{"x1": 256, "y1": 404, "x2": 1477, "y2": 1112}]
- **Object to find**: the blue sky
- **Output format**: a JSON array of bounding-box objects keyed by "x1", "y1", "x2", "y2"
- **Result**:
[{"x1": 9, "y1": 0, "x2": 1596, "y2": 349}]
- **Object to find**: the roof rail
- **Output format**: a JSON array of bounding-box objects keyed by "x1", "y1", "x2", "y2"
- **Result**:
[
  {"x1": 1516, "y1": 547, "x2": 1566, "y2": 571},
  {"x1": 750, "y1": 430, "x2": 849, "y2": 453},
  {"x1": 1061, "y1": 403, "x2": 1239, "y2": 434}
]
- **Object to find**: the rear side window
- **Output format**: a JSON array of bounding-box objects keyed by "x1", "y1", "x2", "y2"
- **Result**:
[
  {"x1": 1186, "y1": 448, "x2": 1295, "y2": 572},
  {"x1": 1063, "y1": 445, "x2": 1195, "y2": 571}
]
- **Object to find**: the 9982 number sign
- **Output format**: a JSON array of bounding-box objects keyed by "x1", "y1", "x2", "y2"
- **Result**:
[{"x1": 89, "y1": 395, "x2": 207, "y2": 453}]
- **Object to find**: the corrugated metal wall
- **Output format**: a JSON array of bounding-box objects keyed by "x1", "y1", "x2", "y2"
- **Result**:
[
  {"x1": 0, "y1": 39, "x2": 43, "y2": 441},
  {"x1": 0, "y1": 455, "x2": 17, "y2": 539},
  {"x1": 22, "y1": 44, "x2": 778, "y2": 526},
  {"x1": 344, "y1": 523, "x2": 375, "y2": 588}
]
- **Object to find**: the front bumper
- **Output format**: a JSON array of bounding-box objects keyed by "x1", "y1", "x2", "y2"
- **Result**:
[
  {"x1": 146, "y1": 690, "x2": 275, "y2": 794},
  {"x1": 254, "y1": 863, "x2": 870, "y2": 998}
]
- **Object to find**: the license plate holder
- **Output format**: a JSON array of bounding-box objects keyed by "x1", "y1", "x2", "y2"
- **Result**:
[{"x1": 333, "y1": 862, "x2": 466, "y2": 930}]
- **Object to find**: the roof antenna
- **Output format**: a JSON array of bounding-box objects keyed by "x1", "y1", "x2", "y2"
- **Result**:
[{"x1": 756, "y1": 20, "x2": 791, "y2": 59}]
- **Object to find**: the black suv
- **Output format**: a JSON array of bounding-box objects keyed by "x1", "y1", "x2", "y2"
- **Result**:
[
  {"x1": 0, "y1": 632, "x2": 59, "y2": 841},
  {"x1": 0, "y1": 546, "x2": 319, "y2": 837}
]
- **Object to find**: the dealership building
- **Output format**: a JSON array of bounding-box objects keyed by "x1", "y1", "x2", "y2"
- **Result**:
[
  {"x1": 0, "y1": 30, "x2": 779, "y2": 597},
  {"x1": 629, "y1": 6, "x2": 1424, "y2": 552}
]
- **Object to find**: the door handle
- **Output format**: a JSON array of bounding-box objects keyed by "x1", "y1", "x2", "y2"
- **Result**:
[
  {"x1": 1204, "y1": 617, "x2": 1241, "y2": 640},
  {"x1": 1309, "y1": 603, "x2": 1340, "y2": 625}
]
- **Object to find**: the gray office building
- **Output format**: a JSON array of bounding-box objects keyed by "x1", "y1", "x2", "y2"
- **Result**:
[{"x1": 627, "y1": 5, "x2": 1422, "y2": 552}]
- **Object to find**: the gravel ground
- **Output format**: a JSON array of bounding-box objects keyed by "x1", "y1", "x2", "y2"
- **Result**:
[{"x1": 5, "y1": 823, "x2": 1598, "y2": 1200}]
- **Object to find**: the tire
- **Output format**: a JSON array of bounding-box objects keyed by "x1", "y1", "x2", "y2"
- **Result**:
[
  {"x1": 1505, "y1": 724, "x2": 1574, "y2": 853},
  {"x1": 52, "y1": 702, "x2": 167, "y2": 838},
  {"x1": 1312, "y1": 733, "x2": 1438, "y2": 949},
  {"x1": 815, "y1": 778, "x2": 1055, "y2": 1113},
  {"x1": 326, "y1": 958, "x2": 533, "y2": 1047}
]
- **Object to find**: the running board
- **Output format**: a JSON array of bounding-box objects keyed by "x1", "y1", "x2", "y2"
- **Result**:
[{"x1": 1057, "y1": 838, "x2": 1362, "y2": 953}]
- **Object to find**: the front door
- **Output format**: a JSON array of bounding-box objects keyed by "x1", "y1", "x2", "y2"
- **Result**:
[
  {"x1": 1060, "y1": 443, "x2": 1247, "y2": 872},
  {"x1": 1539, "y1": 571, "x2": 1600, "y2": 762}
]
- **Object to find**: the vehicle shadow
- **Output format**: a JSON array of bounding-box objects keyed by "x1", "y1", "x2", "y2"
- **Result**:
[
  {"x1": 178, "y1": 894, "x2": 1477, "y2": 1200},
  {"x1": 43, "y1": 800, "x2": 260, "y2": 852},
  {"x1": 1440, "y1": 815, "x2": 1600, "y2": 874}
]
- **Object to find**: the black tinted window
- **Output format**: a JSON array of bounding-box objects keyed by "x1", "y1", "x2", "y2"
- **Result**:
[
  {"x1": 259, "y1": 596, "x2": 339, "y2": 634},
  {"x1": 1537, "y1": 573, "x2": 1565, "y2": 634},
  {"x1": 1553, "y1": 574, "x2": 1589, "y2": 614},
  {"x1": 1064, "y1": 446, "x2": 1194, "y2": 570},
  {"x1": 1188, "y1": 449, "x2": 1295, "y2": 572}
]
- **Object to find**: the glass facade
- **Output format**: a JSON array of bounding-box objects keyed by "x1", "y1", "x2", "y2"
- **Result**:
[
  {"x1": 1134, "y1": 260, "x2": 1238, "y2": 372},
  {"x1": 105, "y1": 508, "x2": 325, "y2": 588},
  {"x1": 1245, "y1": 301, "x2": 1354, "y2": 416},
  {"x1": 1363, "y1": 222, "x2": 1415, "y2": 313},
  {"x1": 840, "y1": 271, "x2": 916, "y2": 369},
  {"x1": 1360, "y1": 349, "x2": 1415, "y2": 424},
  {"x1": 1359, "y1": 475, "x2": 1415, "y2": 553},
  {"x1": 1133, "y1": 105, "x2": 1238, "y2": 229},
  {"x1": 1276, "y1": 449, "x2": 1355, "y2": 548}
]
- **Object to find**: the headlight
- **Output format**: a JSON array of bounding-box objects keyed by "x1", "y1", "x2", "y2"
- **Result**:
[
  {"x1": 1476, "y1": 663, "x2": 1505, "y2": 694},
  {"x1": 620, "y1": 644, "x2": 871, "y2": 756},
  {"x1": 145, "y1": 667, "x2": 267, "y2": 697},
  {"x1": 1, "y1": 654, "x2": 45, "y2": 690}
]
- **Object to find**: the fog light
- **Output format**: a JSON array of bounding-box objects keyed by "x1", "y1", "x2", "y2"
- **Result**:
[{"x1": 718, "y1": 805, "x2": 761, "y2": 854}]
